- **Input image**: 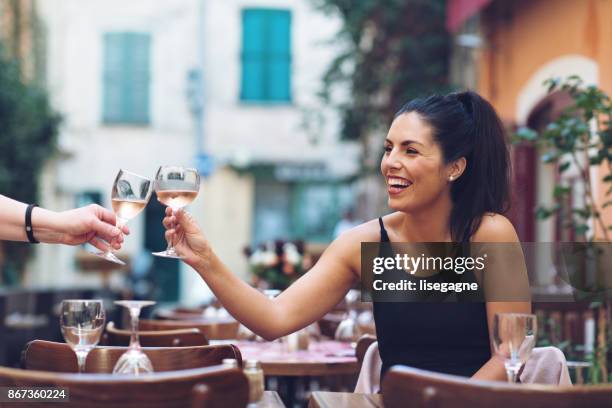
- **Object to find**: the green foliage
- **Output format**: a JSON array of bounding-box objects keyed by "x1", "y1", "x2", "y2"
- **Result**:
[
  {"x1": 0, "y1": 48, "x2": 61, "y2": 282},
  {"x1": 514, "y1": 76, "x2": 612, "y2": 241},
  {"x1": 313, "y1": 0, "x2": 451, "y2": 171}
]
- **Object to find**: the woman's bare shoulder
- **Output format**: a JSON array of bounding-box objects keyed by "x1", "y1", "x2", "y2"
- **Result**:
[
  {"x1": 335, "y1": 217, "x2": 383, "y2": 244},
  {"x1": 472, "y1": 213, "x2": 519, "y2": 242}
]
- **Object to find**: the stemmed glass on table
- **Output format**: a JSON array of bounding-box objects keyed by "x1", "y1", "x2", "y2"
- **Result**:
[
  {"x1": 493, "y1": 313, "x2": 537, "y2": 383},
  {"x1": 112, "y1": 300, "x2": 156, "y2": 375},
  {"x1": 334, "y1": 289, "x2": 363, "y2": 346},
  {"x1": 152, "y1": 166, "x2": 200, "y2": 258},
  {"x1": 94, "y1": 169, "x2": 153, "y2": 265},
  {"x1": 60, "y1": 300, "x2": 106, "y2": 373}
]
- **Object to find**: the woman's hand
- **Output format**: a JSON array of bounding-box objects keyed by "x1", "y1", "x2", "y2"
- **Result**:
[
  {"x1": 163, "y1": 207, "x2": 211, "y2": 270},
  {"x1": 53, "y1": 204, "x2": 130, "y2": 251}
]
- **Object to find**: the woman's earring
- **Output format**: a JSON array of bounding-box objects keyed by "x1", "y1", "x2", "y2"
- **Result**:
[{"x1": 449, "y1": 176, "x2": 454, "y2": 181}]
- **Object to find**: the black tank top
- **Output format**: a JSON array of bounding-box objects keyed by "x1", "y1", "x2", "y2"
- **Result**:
[{"x1": 373, "y1": 217, "x2": 491, "y2": 378}]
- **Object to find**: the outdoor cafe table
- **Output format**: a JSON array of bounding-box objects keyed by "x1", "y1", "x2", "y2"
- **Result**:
[
  {"x1": 211, "y1": 339, "x2": 359, "y2": 377},
  {"x1": 308, "y1": 391, "x2": 383, "y2": 408}
]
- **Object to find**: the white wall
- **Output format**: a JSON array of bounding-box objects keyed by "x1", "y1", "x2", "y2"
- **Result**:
[
  {"x1": 32, "y1": 0, "x2": 203, "y2": 289},
  {"x1": 202, "y1": 0, "x2": 357, "y2": 174}
]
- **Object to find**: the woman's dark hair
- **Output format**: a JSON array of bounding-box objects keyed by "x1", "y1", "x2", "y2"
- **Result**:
[{"x1": 395, "y1": 91, "x2": 511, "y2": 242}]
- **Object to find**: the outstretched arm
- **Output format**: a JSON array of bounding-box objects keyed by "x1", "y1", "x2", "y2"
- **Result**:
[
  {"x1": 164, "y1": 208, "x2": 361, "y2": 340},
  {"x1": 0, "y1": 195, "x2": 129, "y2": 252}
]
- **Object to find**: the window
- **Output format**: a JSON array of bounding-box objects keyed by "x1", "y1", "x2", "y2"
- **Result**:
[
  {"x1": 241, "y1": 9, "x2": 291, "y2": 102},
  {"x1": 103, "y1": 32, "x2": 151, "y2": 124}
]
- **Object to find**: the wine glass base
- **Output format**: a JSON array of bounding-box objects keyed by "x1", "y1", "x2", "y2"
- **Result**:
[
  {"x1": 112, "y1": 349, "x2": 154, "y2": 375},
  {"x1": 152, "y1": 250, "x2": 184, "y2": 259},
  {"x1": 92, "y1": 250, "x2": 126, "y2": 265}
]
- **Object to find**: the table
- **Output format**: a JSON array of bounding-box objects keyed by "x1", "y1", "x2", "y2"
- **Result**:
[
  {"x1": 262, "y1": 391, "x2": 287, "y2": 407},
  {"x1": 308, "y1": 392, "x2": 383, "y2": 408},
  {"x1": 211, "y1": 340, "x2": 360, "y2": 407},
  {"x1": 227, "y1": 340, "x2": 359, "y2": 376}
]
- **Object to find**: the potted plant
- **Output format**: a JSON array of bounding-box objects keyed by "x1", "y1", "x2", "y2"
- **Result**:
[{"x1": 243, "y1": 240, "x2": 308, "y2": 290}]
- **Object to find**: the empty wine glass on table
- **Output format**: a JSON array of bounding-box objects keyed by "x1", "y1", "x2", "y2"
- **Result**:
[
  {"x1": 95, "y1": 169, "x2": 153, "y2": 265},
  {"x1": 60, "y1": 300, "x2": 105, "y2": 373},
  {"x1": 334, "y1": 289, "x2": 363, "y2": 346},
  {"x1": 493, "y1": 313, "x2": 537, "y2": 383},
  {"x1": 153, "y1": 165, "x2": 200, "y2": 258},
  {"x1": 112, "y1": 300, "x2": 156, "y2": 375}
]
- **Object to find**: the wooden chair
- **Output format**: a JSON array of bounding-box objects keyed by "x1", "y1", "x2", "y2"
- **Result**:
[
  {"x1": 355, "y1": 334, "x2": 377, "y2": 366},
  {"x1": 22, "y1": 340, "x2": 242, "y2": 373},
  {"x1": 140, "y1": 319, "x2": 240, "y2": 340},
  {"x1": 317, "y1": 311, "x2": 345, "y2": 339},
  {"x1": 155, "y1": 308, "x2": 207, "y2": 321},
  {"x1": 0, "y1": 364, "x2": 248, "y2": 408},
  {"x1": 103, "y1": 322, "x2": 209, "y2": 347},
  {"x1": 382, "y1": 365, "x2": 612, "y2": 408},
  {"x1": 191, "y1": 383, "x2": 216, "y2": 408}
]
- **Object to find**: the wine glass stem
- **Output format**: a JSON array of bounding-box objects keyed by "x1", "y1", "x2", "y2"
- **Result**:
[
  {"x1": 167, "y1": 207, "x2": 177, "y2": 253},
  {"x1": 129, "y1": 307, "x2": 142, "y2": 350},
  {"x1": 75, "y1": 350, "x2": 89, "y2": 373},
  {"x1": 106, "y1": 219, "x2": 126, "y2": 256},
  {"x1": 506, "y1": 366, "x2": 520, "y2": 383}
]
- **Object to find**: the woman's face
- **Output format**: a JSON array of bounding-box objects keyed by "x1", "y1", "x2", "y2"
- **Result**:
[{"x1": 380, "y1": 111, "x2": 452, "y2": 212}]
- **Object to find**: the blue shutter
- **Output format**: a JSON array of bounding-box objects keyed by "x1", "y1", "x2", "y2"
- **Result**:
[
  {"x1": 103, "y1": 33, "x2": 124, "y2": 122},
  {"x1": 241, "y1": 9, "x2": 291, "y2": 102},
  {"x1": 103, "y1": 32, "x2": 150, "y2": 124},
  {"x1": 241, "y1": 10, "x2": 266, "y2": 100},
  {"x1": 267, "y1": 11, "x2": 291, "y2": 101},
  {"x1": 127, "y1": 33, "x2": 151, "y2": 124}
]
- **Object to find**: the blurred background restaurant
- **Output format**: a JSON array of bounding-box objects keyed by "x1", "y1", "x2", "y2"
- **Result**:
[{"x1": 1, "y1": 0, "x2": 612, "y2": 398}]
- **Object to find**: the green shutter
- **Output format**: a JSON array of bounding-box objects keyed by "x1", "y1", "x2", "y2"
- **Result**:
[
  {"x1": 241, "y1": 10, "x2": 265, "y2": 100},
  {"x1": 268, "y1": 11, "x2": 291, "y2": 101},
  {"x1": 241, "y1": 9, "x2": 291, "y2": 102},
  {"x1": 103, "y1": 33, "x2": 124, "y2": 122},
  {"x1": 127, "y1": 33, "x2": 151, "y2": 124},
  {"x1": 103, "y1": 32, "x2": 150, "y2": 124}
]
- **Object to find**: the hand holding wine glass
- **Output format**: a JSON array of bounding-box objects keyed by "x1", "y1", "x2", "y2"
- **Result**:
[
  {"x1": 162, "y1": 208, "x2": 211, "y2": 270},
  {"x1": 60, "y1": 300, "x2": 105, "y2": 373},
  {"x1": 153, "y1": 166, "x2": 200, "y2": 258},
  {"x1": 42, "y1": 205, "x2": 130, "y2": 250}
]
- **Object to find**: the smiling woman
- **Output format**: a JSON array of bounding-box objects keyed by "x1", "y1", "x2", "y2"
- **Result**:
[
  {"x1": 161, "y1": 90, "x2": 531, "y2": 385},
  {"x1": 382, "y1": 92, "x2": 511, "y2": 243}
]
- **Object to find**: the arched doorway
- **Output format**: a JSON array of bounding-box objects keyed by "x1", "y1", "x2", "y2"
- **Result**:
[
  {"x1": 514, "y1": 54, "x2": 598, "y2": 242},
  {"x1": 511, "y1": 90, "x2": 576, "y2": 241}
]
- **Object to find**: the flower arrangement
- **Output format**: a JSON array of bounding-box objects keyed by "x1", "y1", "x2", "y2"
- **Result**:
[{"x1": 243, "y1": 240, "x2": 309, "y2": 289}]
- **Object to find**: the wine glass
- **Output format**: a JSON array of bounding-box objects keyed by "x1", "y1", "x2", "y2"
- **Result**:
[
  {"x1": 152, "y1": 165, "x2": 200, "y2": 258},
  {"x1": 493, "y1": 313, "x2": 537, "y2": 383},
  {"x1": 60, "y1": 300, "x2": 105, "y2": 373},
  {"x1": 334, "y1": 289, "x2": 363, "y2": 345},
  {"x1": 112, "y1": 300, "x2": 156, "y2": 375},
  {"x1": 95, "y1": 169, "x2": 153, "y2": 265}
]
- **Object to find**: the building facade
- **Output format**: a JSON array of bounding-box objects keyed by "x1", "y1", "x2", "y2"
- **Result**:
[
  {"x1": 30, "y1": 0, "x2": 359, "y2": 304},
  {"x1": 449, "y1": 0, "x2": 612, "y2": 243}
]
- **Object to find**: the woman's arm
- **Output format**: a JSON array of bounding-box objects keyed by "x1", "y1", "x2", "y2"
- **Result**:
[
  {"x1": 471, "y1": 214, "x2": 532, "y2": 381},
  {"x1": 164, "y1": 208, "x2": 364, "y2": 340},
  {"x1": 0, "y1": 195, "x2": 29, "y2": 241},
  {"x1": 0, "y1": 195, "x2": 128, "y2": 251}
]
